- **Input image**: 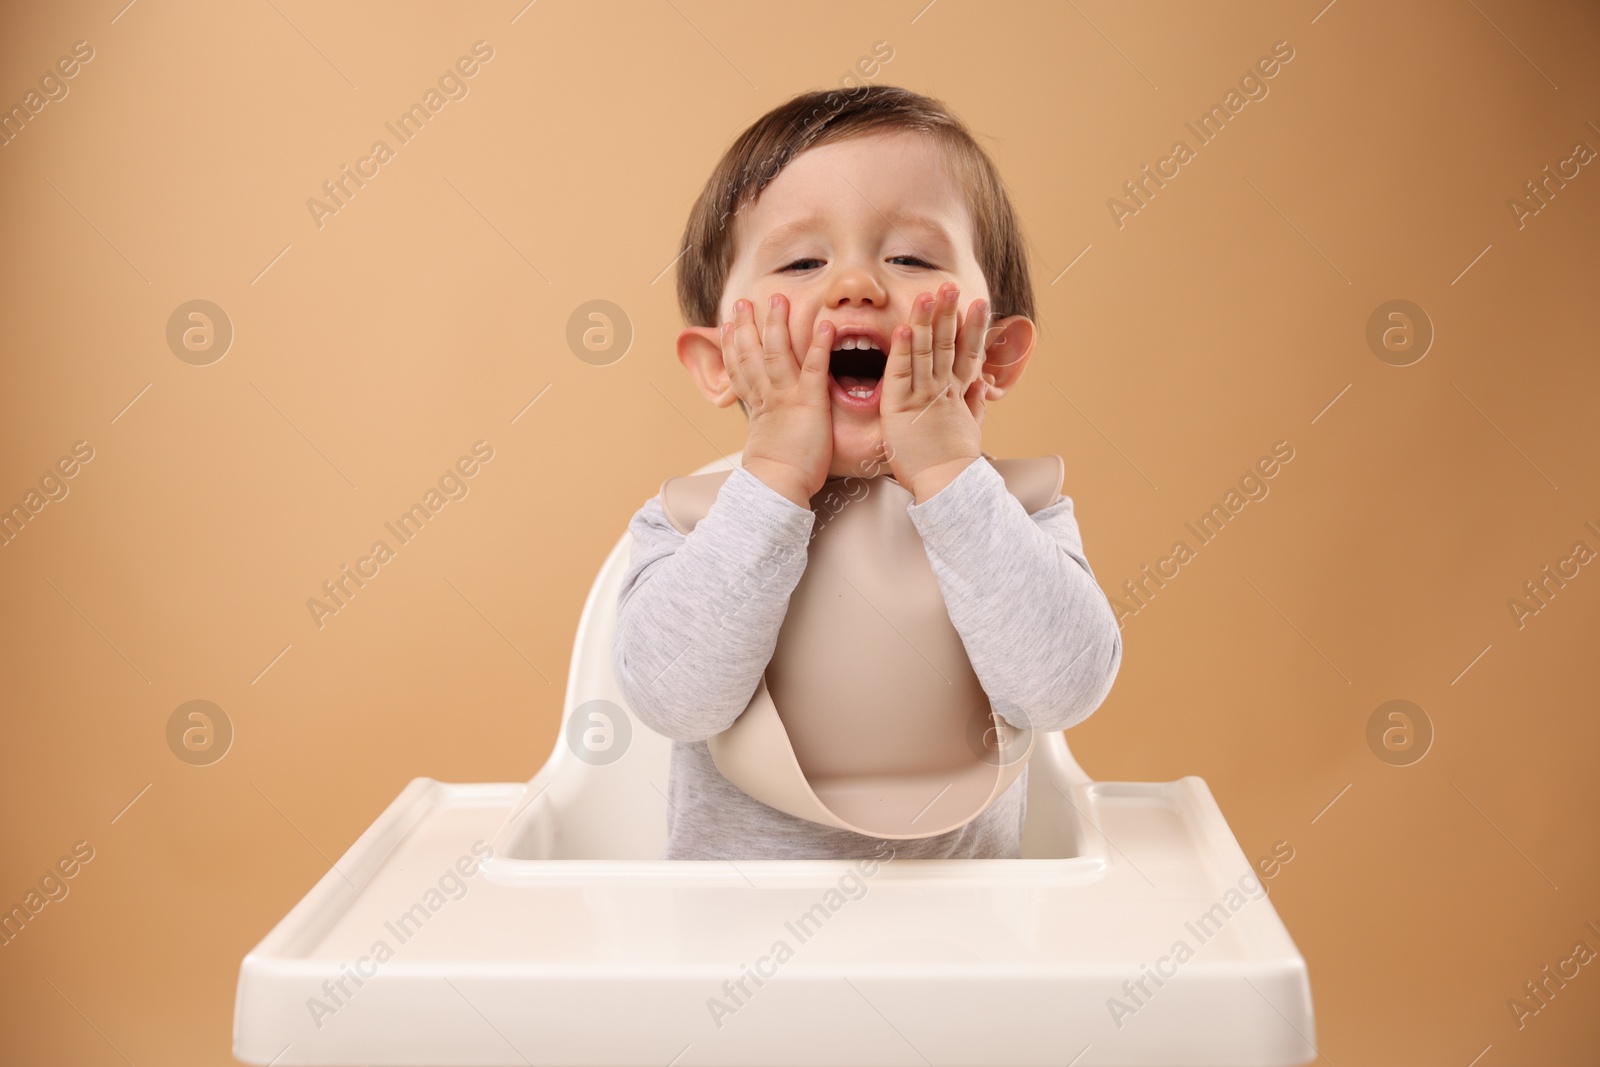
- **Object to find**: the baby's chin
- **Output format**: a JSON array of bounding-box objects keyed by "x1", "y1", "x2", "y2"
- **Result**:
[{"x1": 827, "y1": 418, "x2": 892, "y2": 481}]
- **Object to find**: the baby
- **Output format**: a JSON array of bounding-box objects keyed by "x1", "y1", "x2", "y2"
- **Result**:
[{"x1": 613, "y1": 85, "x2": 1122, "y2": 860}]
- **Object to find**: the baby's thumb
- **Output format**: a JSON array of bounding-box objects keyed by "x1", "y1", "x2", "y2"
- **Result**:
[{"x1": 965, "y1": 372, "x2": 990, "y2": 423}]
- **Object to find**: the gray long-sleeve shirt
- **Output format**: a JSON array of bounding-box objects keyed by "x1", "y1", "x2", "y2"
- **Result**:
[{"x1": 612, "y1": 454, "x2": 1123, "y2": 860}]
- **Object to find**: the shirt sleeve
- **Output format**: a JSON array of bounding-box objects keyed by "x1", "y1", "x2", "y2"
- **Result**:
[
  {"x1": 612, "y1": 464, "x2": 817, "y2": 743},
  {"x1": 905, "y1": 455, "x2": 1123, "y2": 733}
]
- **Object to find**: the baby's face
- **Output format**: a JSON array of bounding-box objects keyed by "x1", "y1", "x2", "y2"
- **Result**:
[{"x1": 719, "y1": 130, "x2": 995, "y2": 479}]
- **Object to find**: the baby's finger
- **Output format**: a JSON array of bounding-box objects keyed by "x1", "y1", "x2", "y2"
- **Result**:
[
  {"x1": 723, "y1": 316, "x2": 745, "y2": 404},
  {"x1": 799, "y1": 319, "x2": 834, "y2": 399},
  {"x1": 721, "y1": 310, "x2": 752, "y2": 402},
  {"x1": 954, "y1": 296, "x2": 987, "y2": 389},
  {"x1": 763, "y1": 294, "x2": 797, "y2": 386},
  {"x1": 963, "y1": 366, "x2": 988, "y2": 428},
  {"x1": 883, "y1": 322, "x2": 914, "y2": 400},
  {"x1": 932, "y1": 284, "x2": 959, "y2": 384},
  {"x1": 910, "y1": 292, "x2": 936, "y2": 394},
  {"x1": 731, "y1": 297, "x2": 765, "y2": 389}
]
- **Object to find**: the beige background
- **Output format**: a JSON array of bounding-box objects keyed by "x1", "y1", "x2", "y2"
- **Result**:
[{"x1": 2, "y1": 0, "x2": 1598, "y2": 1064}]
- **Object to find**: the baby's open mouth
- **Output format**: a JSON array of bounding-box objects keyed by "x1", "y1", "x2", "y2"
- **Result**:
[{"x1": 829, "y1": 335, "x2": 886, "y2": 400}]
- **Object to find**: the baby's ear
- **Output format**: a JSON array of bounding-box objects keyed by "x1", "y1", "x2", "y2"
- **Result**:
[
  {"x1": 981, "y1": 315, "x2": 1037, "y2": 400},
  {"x1": 677, "y1": 325, "x2": 739, "y2": 408}
]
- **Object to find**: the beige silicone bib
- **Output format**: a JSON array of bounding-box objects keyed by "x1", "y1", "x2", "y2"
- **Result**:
[{"x1": 658, "y1": 453, "x2": 1065, "y2": 840}]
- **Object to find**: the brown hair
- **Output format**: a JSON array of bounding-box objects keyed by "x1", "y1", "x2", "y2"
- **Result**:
[{"x1": 676, "y1": 83, "x2": 1036, "y2": 340}]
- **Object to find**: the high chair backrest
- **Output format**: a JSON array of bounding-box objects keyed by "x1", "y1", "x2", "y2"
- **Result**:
[{"x1": 509, "y1": 452, "x2": 1094, "y2": 861}]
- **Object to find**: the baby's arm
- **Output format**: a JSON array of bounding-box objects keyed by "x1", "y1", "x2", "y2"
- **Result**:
[
  {"x1": 612, "y1": 465, "x2": 816, "y2": 743},
  {"x1": 906, "y1": 456, "x2": 1123, "y2": 734}
]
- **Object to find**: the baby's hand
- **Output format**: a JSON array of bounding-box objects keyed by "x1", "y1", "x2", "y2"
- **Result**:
[
  {"x1": 725, "y1": 294, "x2": 835, "y2": 508},
  {"x1": 880, "y1": 282, "x2": 993, "y2": 502}
]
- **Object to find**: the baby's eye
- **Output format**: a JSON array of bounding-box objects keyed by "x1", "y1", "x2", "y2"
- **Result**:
[{"x1": 777, "y1": 255, "x2": 934, "y2": 273}]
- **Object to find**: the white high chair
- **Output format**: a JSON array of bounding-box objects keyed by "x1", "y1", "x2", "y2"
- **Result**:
[{"x1": 235, "y1": 452, "x2": 1317, "y2": 1067}]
